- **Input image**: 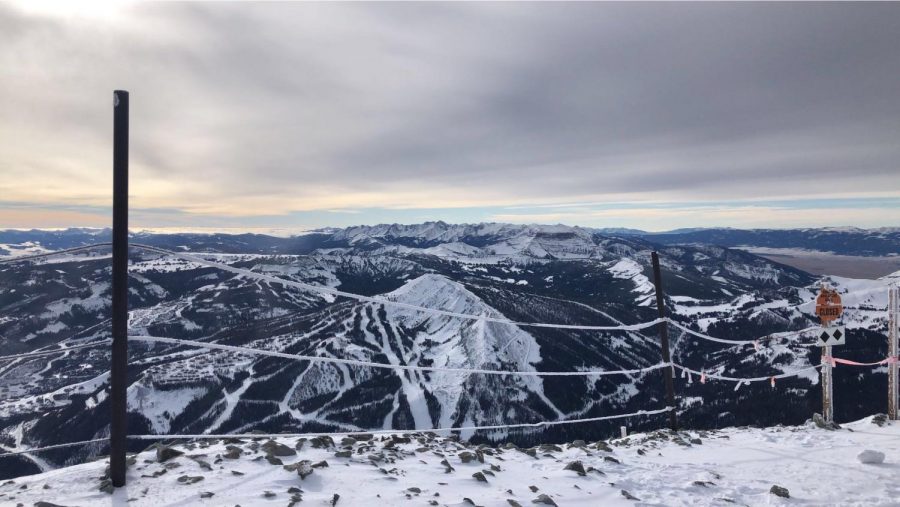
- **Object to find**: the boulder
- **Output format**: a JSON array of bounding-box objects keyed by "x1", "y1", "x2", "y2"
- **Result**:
[
  {"x1": 563, "y1": 461, "x2": 586, "y2": 476},
  {"x1": 262, "y1": 440, "x2": 297, "y2": 457},
  {"x1": 857, "y1": 449, "x2": 885, "y2": 464},
  {"x1": 156, "y1": 445, "x2": 184, "y2": 463},
  {"x1": 770, "y1": 485, "x2": 790, "y2": 498}
]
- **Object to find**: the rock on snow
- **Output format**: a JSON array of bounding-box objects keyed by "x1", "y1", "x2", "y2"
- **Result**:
[
  {"x1": 857, "y1": 449, "x2": 886, "y2": 464},
  {"x1": 3, "y1": 416, "x2": 897, "y2": 507}
]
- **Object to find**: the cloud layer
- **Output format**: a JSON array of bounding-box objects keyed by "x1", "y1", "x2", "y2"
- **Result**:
[{"x1": 1, "y1": 2, "x2": 898, "y2": 229}]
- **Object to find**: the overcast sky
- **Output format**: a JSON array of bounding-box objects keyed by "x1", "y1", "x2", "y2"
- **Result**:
[{"x1": 2, "y1": 1, "x2": 898, "y2": 232}]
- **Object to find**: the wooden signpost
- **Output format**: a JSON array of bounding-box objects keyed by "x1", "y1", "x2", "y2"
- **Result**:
[{"x1": 815, "y1": 286, "x2": 843, "y2": 424}]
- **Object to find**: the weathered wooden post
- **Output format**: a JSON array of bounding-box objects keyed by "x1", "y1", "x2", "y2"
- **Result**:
[
  {"x1": 815, "y1": 285, "x2": 843, "y2": 424},
  {"x1": 110, "y1": 90, "x2": 129, "y2": 487}
]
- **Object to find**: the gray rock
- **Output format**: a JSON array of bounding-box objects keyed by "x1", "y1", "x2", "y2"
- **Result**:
[
  {"x1": 594, "y1": 441, "x2": 612, "y2": 452},
  {"x1": 564, "y1": 461, "x2": 586, "y2": 476},
  {"x1": 200, "y1": 492, "x2": 214, "y2": 498},
  {"x1": 262, "y1": 440, "x2": 297, "y2": 457},
  {"x1": 291, "y1": 461, "x2": 314, "y2": 480},
  {"x1": 176, "y1": 475, "x2": 204, "y2": 485},
  {"x1": 857, "y1": 449, "x2": 885, "y2": 464},
  {"x1": 472, "y1": 471, "x2": 488, "y2": 483},
  {"x1": 770, "y1": 485, "x2": 790, "y2": 498},
  {"x1": 193, "y1": 459, "x2": 213, "y2": 471},
  {"x1": 156, "y1": 446, "x2": 184, "y2": 463},
  {"x1": 811, "y1": 413, "x2": 840, "y2": 430},
  {"x1": 334, "y1": 450, "x2": 352, "y2": 458},
  {"x1": 98, "y1": 479, "x2": 114, "y2": 494},
  {"x1": 532, "y1": 494, "x2": 558, "y2": 505},
  {"x1": 440, "y1": 459, "x2": 455, "y2": 473},
  {"x1": 331, "y1": 493, "x2": 341, "y2": 506},
  {"x1": 310, "y1": 436, "x2": 334, "y2": 449},
  {"x1": 459, "y1": 451, "x2": 477, "y2": 464},
  {"x1": 507, "y1": 500, "x2": 523, "y2": 507},
  {"x1": 265, "y1": 455, "x2": 283, "y2": 466},
  {"x1": 223, "y1": 446, "x2": 242, "y2": 459},
  {"x1": 621, "y1": 490, "x2": 640, "y2": 501},
  {"x1": 34, "y1": 502, "x2": 71, "y2": 507}
]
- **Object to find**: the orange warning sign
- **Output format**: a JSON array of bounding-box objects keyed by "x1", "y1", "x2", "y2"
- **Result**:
[{"x1": 815, "y1": 287, "x2": 843, "y2": 325}]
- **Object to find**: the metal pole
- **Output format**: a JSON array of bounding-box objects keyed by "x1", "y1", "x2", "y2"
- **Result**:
[
  {"x1": 889, "y1": 285, "x2": 898, "y2": 420},
  {"x1": 651, "y1": 252, "x2": 677, "y2": 431},
  {"x1": 110, "y1": 90, "x2": 129, "y2": 487}
]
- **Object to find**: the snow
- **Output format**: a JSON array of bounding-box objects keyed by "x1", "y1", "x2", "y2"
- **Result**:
[
  {"x1": 127, "y1": 383, "x2": 206, "y2": 434},
  {"x1": 607, "y1": 258, "x2": 655, "y2": 304},
  {"x1": 7, "y1": 416, "x2": 900, "y2": 506},
  {"x1": 0, "y1": 241, "x2": 51, "y2": 258}
]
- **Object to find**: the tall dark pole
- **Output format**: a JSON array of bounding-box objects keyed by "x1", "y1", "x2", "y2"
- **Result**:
[
  {"x1": 110, "y1": 90, "x2": 129, "y2": 487},
  {"x1": 651, "y1": 251, "x2": 678, "y2": 431}
]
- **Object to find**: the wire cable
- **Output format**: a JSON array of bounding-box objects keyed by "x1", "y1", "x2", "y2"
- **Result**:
[
  {"x1": 129, "y1": 334, "x2": 670, "y2": 377},
  {"x1": 672, "y1": 362, "x2": 822, "y2": 383},
  {"x1": 129, "y1": 406, "x2": 675, "y2": 440},
  {"x1": 669, "y1": 321, "x2": 821, "y2": 347},
  {"x1": 0, "y1": 438, "x2": 108, "y2": 458}
]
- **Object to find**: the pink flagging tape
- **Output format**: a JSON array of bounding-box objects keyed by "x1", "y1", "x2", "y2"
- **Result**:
[{"x1": 824, "y1": 356, "x2": 898, "y2": 368}]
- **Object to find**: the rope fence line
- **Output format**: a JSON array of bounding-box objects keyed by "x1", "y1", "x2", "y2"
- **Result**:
[
  {"x1": 669, "y1": 321, "x2": 821, "y2": 347},
  {"x1": 0, "y1": 438, "x2": 108, "y2": 458},
  {"x1": 128, "y1": 406, "x2": 676, "y2": 441},
  {"x1": 672, "y1": 363, "x2": 824, "y2": 384},
  {"x1": 129, "y1": 334, "x2": 672, "y2": 377}
]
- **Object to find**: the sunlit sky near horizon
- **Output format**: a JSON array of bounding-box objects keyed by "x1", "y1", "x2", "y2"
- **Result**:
[{"x1": 2, "y1": 1, "x2": 899, "y2": 232}]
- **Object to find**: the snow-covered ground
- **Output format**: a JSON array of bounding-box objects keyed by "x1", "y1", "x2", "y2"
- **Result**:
[{"x1": 5, "y1": 416, "x2": 899, "y2": 506}]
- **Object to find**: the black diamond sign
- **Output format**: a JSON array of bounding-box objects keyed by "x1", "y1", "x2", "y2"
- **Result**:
[{"x1": 816, "y1": 327, "x2": 846, "y2": 347}]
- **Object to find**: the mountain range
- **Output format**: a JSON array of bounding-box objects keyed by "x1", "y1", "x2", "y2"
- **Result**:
[{"x1": 0, "y1": 223, "x2": 896, "y2": 479}]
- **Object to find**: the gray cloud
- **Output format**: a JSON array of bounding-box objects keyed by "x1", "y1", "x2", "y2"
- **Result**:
[{"x1": 1, "y1": 2, "x2": 898, "y2": 216}]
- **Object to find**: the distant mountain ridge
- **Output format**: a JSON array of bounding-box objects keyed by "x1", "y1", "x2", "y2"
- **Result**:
[{"x1": 3, "y1": 223, "x2": 897, "y2": 257}]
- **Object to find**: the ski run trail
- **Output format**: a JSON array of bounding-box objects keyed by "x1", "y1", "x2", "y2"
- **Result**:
[{"x1": 5, "y1": 415, "x2": 900, "y2": 506}]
